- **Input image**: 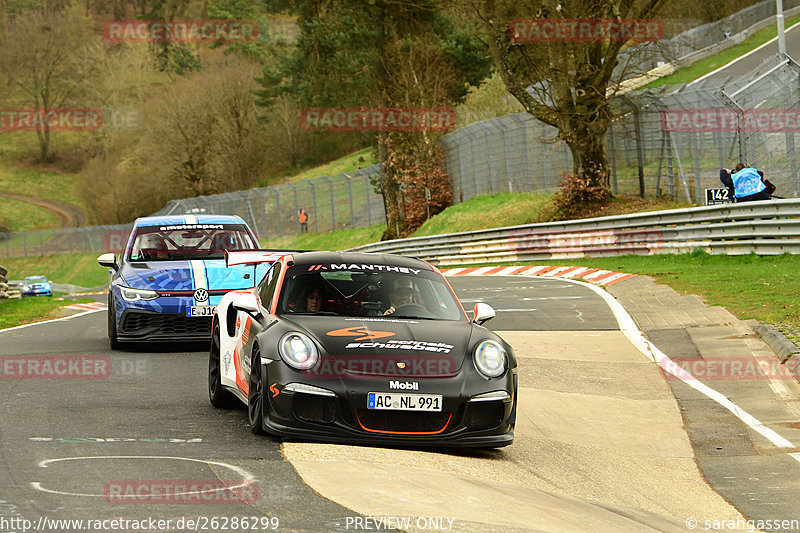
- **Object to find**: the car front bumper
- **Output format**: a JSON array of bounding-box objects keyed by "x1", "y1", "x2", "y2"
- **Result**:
[{"x1": 260, "y1": 360, "x2": 517, "y2": 448}]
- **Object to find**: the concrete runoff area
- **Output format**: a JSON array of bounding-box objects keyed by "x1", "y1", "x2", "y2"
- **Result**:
[{"x1": 282, "y1": 330, "x2": 744, "y2": 532}]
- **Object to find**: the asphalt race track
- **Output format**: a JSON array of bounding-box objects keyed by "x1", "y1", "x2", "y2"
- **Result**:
[{"x1": 1, "y1": 277, "x2": 799, "y2": 532}]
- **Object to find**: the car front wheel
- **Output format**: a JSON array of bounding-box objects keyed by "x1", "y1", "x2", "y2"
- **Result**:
[
  {"x1": 107, "y1": 295, "x2": 124, "y2": 350},
  {"x1": 248, "y1": 344, "x2": 266, "y2": 435}
]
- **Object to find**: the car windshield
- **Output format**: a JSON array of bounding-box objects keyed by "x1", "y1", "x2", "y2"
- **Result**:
[
  {"x1": 128, "y1": 223, "x2": 257, "y2": 261},
  {"x1": 277, "y1": 266, "x2": 466, "y2": 321},
  {"x1": 25, "y1": 276, "x2": 47, "y2": 282}
]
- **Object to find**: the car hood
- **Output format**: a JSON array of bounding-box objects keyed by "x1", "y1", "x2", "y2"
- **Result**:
[
  {"x1": 282, "y1": 315, "x2": 472, "y2": 378},
  {"x1": 120, "y1": 260, "x2": 257, "y2": 291}
]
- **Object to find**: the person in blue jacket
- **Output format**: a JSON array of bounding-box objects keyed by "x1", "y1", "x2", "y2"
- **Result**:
[{"x1": 720, "y1": 163, "x2": 773, "y2": 202}]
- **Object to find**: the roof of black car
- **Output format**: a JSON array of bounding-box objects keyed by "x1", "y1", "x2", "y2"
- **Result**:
[{"x1": 287, "y1": 251, "x2": 434, "y2": 271}]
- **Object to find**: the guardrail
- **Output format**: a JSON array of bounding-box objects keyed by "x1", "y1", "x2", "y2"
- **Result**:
[{"x1": 346, "y1": 199, "x2": 800, "y2": 265}]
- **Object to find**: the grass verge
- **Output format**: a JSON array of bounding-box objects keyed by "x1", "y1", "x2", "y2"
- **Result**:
[
  {"x1": 0, "y1": 197, "x2": 59, "y2": 231},
  {"x1": 1, "y1": 253, "x2": 110, "y2": 289},
  {"x1": 0, "y1": 294, "x2": 94, "y2": 329}
]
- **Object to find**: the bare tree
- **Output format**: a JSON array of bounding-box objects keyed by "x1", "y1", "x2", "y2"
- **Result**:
[
  {"x1": 0, "y1": 6, "x2": 101, "y2": 162},
  {"x1": 475, "y1": 0, "x2": 664, "y2": 194}
]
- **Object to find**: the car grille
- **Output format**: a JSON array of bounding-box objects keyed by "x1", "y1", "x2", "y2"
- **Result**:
[
  {"x1": 292, "y1": 393, "x2": 337, "y2": 424},
  {"x1": 121, "y1": 312, "x2": 212, "y2": 337},
  {"x1": 466, "y1": 401, "x2": 505, "y2": 430},
  {"x1": 356, "y1": 409, "x2": 451, "y2": 434}
]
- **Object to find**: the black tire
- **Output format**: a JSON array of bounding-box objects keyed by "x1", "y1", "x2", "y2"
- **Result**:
[
  {"x1": 209, "y1": 323, "x2": 238, "y2": 408},
  {"x1": 248, "y1": 344, "x2": 266, "y2": 435},
  {"x1": 108, "y1": 295, "x2": 124, "y2": 350}
]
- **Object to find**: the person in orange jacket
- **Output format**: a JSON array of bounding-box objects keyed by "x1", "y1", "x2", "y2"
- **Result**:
[{"x1": 297, "y1": 207, "x2": 308, "y2": 233}]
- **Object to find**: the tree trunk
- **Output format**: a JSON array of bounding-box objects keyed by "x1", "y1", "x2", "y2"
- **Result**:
[{"x1": 562, "y1": 89, "x2": 612, "y2": 192}]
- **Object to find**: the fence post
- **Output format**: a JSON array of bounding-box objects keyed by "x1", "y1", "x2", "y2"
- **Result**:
[
  {"x1": 666, "y1": 132, "x2": 675, "y2": 200},
  {"x1": 608, "y1": 126, "x2": 618, "y2": 195},
  {"x1": 306, "y1": 180, "x2": 318, "y2": 233},
  {"x1": 691, "y1": 132, "x2": 702, "y2": 204},
  {"x1": 363, "y1": 172, "x2": 371, "y2": 225},
  {"x1": 255, "y1": 188, "x2": 268, "y2": 239},
  {"x1": 287, "y1": 182, "x2": 299, "y2": 234},
  {"x1": 633, "y1": 106, "x2": 646, "y2": 198},
  {"x1": 268, "y1": 187, "x2": 281, "y2": 237},
  {"x1": 322, "y1": 176, "x2": 335, "y2": 231},
  {"x1": 343, "y1": 174, "x2": 355, "y2": 227}
]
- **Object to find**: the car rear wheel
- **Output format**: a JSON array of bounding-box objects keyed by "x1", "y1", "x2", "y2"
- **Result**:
[
  {"x1": 209, "y1": 323, "x2": 237, "y2": 408},
  {"x1": 248, "y1": 345, "x2": 266, "y2": 435}
]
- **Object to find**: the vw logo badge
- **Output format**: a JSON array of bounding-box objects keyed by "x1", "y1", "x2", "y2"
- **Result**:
[{"x1": 194, "y1": 288, "x2": 209, "y2": 302}]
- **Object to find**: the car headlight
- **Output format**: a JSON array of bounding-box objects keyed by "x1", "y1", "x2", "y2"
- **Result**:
[
  {"x1": 119, "y1": 286, "x2": 158, "y2": 302},
  {"x1": 473, "y1": 340, "x2": 506, "y2": 378},
  {"x1": 22, "y1": 285, "x2": 30, "y2": 291},
  {"x1": 279, "y1": 332, "x2": 319, "y2": 370}
]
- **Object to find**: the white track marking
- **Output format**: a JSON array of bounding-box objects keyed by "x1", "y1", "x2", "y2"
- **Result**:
[
  {"x1": 558, "y1": 277, "x2": 796, "y2": 449},
  {"x1": 32, "y1": 455, "x2": 254, "y2": 497}
]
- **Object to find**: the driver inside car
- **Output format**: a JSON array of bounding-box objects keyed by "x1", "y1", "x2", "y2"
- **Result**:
[{"x1": 383, "y1": 277, "x2": 417, "y2": 315}]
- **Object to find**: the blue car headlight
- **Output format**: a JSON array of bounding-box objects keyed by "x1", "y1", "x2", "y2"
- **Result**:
[
  {"x1": 119, "y1": 286, "x2": 158, "y2": 302},
  {"x1": 473, "y1": 340, "x2": 507, "y2": 378},
  {"x1": 22, "y1": 285, "x2": 30, "y2": 291}
]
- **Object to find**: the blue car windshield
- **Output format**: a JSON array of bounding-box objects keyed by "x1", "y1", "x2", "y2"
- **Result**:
[
  {"x1": 128, "y1": 224, "x2": 257, "y2": 262},
  {"x1": 25, "y1": 276, "x2": 48, "y2": 283}
]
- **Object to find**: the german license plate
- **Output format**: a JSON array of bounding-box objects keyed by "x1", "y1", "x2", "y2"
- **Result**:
[
  {"x1": 187, "y1": 305, "x2": 216, "y2": 317},
  {"x1": 367, "y1": 392, "x2": 442, "y2": 412}
]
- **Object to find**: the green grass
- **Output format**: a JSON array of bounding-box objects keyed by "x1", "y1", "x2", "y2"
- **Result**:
[
  {"x1": 645, "y1": 13, "x2": 800, "y2": 88},
  {"x1": 0, "y1": 164, "x2": 81, "y2": 206},
  {"x1": 0, "y1": 293, "x2": 94, "y2": 329},
  {"x1": 1, "y1": 253, "x2": 110, "y2": 289},
  {"x1": 262, "y1": 225, "x2": 385, "y2": 251},
  {"x1": 260, "y1": 147, "x2": 377, "y2": 187},
  {"x1": 414, "y1": 192, "x2": 555, "y2": 236},
  {"x1": 0, "y1": 197, "x2": 58, "y2": 231}
]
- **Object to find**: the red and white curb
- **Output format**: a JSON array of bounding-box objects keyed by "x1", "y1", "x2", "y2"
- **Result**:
[
  {"x1": 440, "y1": 265, "x2": 636, "y2": 286},
  {"x1": 64, "y1": 302, "x2": 107, "y2": 311}
]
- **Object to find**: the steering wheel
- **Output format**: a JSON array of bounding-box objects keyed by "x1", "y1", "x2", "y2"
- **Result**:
[{"x1": 390, "y1": 303, "x2": 434, "y2": 318}]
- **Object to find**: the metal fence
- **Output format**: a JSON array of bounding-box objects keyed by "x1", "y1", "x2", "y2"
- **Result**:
[
  {"x1": 0, "y1": 167, "x2": 385, "y2": 258},
  {"x1": 441, "y1": 53, "x2": 800, "y2": 204},
  {"x1": 150, "y1": 164, "x2": 385, "y2": 239},
  {"x1": 611, "y1": 53, "x2": 800, "y2": 202},
  {"x1": 1, "y1": 1, "x2": 798, "y2": 259}
]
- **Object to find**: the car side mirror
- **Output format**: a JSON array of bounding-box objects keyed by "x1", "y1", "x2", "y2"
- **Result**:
[
  {"x1": 473, "y1": 303, "x2": 495, "y2": 325},
  {"x1": 232, "y1": 292, "x2": 261, "y2": 318},
  {"x1": 97, "y1": 253, "x2": 118, "y2": 271}
]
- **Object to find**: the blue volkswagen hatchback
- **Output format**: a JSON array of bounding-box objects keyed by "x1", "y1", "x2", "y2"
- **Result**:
[{"x1": 98, "y1": 214, "x2": 265, "y2": 349}]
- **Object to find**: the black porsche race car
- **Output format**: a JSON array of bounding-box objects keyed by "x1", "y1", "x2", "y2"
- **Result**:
[{"x1": 209, "y1": 250, "x2": 516, "y2": 447}]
